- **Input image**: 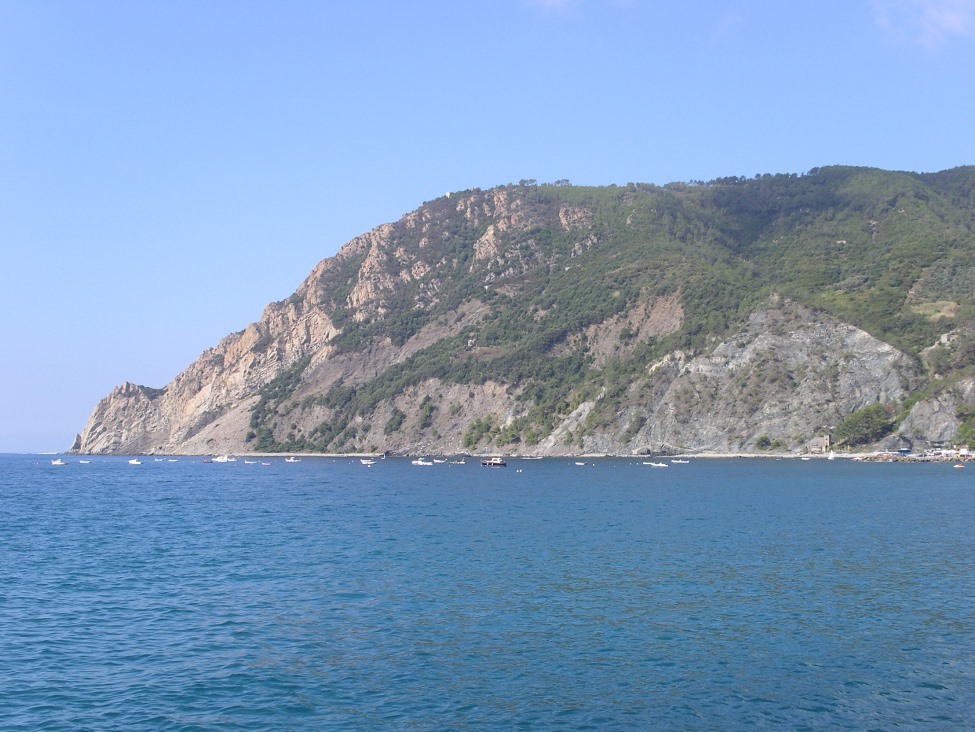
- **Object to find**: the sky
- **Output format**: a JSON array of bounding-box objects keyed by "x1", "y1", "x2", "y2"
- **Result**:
[{"x1": 2, "y1": 0, "x2": 974, "y2": 453}]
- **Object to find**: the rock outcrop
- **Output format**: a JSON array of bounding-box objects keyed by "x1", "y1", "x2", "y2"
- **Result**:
[{"x1": 72, "y1": 170, "x2": 975, "y2": 455}]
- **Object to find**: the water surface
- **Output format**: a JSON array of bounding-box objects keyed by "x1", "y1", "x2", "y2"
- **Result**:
[{"x1": 2, "y1": 455, "x2": 972, "y2": 729}]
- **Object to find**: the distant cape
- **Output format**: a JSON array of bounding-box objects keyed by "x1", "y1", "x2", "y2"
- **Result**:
[{"x1": 74, "y1": 166, "x2": 975, "y2": 456}]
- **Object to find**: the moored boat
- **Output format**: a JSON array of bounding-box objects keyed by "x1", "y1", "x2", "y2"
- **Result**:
[{"x1": 480, "y1": 457, "x2": 507, "y2": 467}]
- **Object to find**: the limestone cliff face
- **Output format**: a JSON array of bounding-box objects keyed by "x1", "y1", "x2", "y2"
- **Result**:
[
  {"x1": 74, "y1": 292, "x2": 942, "y2": 456},
  {"x1": 899, "y1": 377, "x2": 975, "y2": 445},
  {"x1": 75, "y1": 268, "x2": 340, "y2": 455},
  {"x1": 596, "y1": 299, "x2": 919, "y2": 454},
  {"x1": 73, "y1": 174, "x2": 975, "y2": 455}
]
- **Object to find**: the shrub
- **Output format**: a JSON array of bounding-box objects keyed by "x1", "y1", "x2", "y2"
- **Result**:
[
  {"x1": 835, "y1": 404, "x2": 896, "y2": 446},
  {"x1": 384, "y1": 409, "x2": 406, "y2": 435}
]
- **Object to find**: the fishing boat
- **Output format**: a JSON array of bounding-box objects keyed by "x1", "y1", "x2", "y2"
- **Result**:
[
  {"x1": 480, "y1": 457, "x2": 507, "y2": 467},
  {"x1": 284, "y1": 457, "x2": 301, "y2": 463},
  {"x1": 643, "y1": 461, "x2": 668, "y2": 468},
  {"x1": 128, "y1": 458, "x2": 142, "y2": 465},
  {"x1": 412, "y1": 458, "x2": 434, "y2": 466},
  {"x1": 50, "y1": 458, "x2": 67, "y2": 466}
]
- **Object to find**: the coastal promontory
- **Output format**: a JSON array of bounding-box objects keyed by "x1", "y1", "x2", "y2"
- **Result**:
[{"x1": 74, "y1": 167, "x2": 975, "y2": 456}]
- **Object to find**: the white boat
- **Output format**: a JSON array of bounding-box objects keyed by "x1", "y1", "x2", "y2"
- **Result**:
[
  {"x1": 480, "y1": 457, "x2": 507, "y2": 467},
  {"x1": 827, "y1": 450, "x2": 836, "y2": 461},
  {"x1": 50, "y1": 458, "x2": 67, "y2": 466},
  {"x1": 671, "y1": 459, "x2": 689, "y2": 464},
  {"x1": 360, "y1": 458, "x2": 376, "y2": 465},
  {"x1": 244, "y1": 460, "x2": 258, "y2": 464},
  {"x1": 575, "y1": 461, "x2": 586, "y2": 466},
  {"x1": 79, "y1": 460, "x2": 91, "y2": 464},
  {"x1": 643, "y1": 461, "x2": 668, "y2": 468},
  {"x1": 412, "y1": 458, "x2": 434, "y2": 466},
  {"x1": 284, "y1": 457, "x2": 301, "y2": 463},
  {"x1": 212, "y1": 455, "x2": 236, "y2": 463},
  {"x1": 128, "y1": 458, "x2": 142, "y2": 465}
]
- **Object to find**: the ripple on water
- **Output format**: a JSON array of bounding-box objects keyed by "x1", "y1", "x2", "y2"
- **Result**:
[{"x1": 1, "y1": 456, "x2": 973, "y2": 730}]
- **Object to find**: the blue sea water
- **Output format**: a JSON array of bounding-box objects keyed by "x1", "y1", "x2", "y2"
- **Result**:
[{"x1": 1, "y1": 454, "x2": 973, "y2": 730}]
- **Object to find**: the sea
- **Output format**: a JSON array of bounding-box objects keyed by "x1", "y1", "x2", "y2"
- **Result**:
[{"x1": 1, "y1": 453, "x2": 972, "y2": 731}]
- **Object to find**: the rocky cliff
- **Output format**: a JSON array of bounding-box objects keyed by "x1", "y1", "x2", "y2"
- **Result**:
[{"x1": 73, "y1": 168, "x2": 975, "y2": 455}]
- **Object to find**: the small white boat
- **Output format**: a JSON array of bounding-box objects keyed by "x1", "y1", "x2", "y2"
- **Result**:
[
  {"x1": 480, "y1": 457, "x2": 507, "y2": 467},
  {"x1": 244, "y1": 460, "x2": 258, "y2": 464},
  {"x1": 643, "y1": 461, "x2": 668, "y2": 468},
  {"x1": 261, "y1": 461, "x2": 272, "y2": 466},
  {"x1": 360, "y1": 458, "x2": 376, "y2": 465},
  {"x1": 128, "y1": 458, "x2": 142, "y2": 465},
  {"x1": 671, "y1": 459, "x2": 689, "y2": 464},
  {"x1": 79, "y1": 460, "x2": 91, "y2": 464},
  {"x1": 412, "y1": 458, "x2": 434, "y2": 466},
  {"x1": 212, "y1": 455, "x2": 236, "y2": 463},
  {"x1": 284, "y1": 457, "x2": 301, "y2": 463},
  {"x1": 51, "y1": 458, "x2": 67, "y2": 466},
  {"x1": 827, "y1": 450, "x2": 836, "y2": 461}
]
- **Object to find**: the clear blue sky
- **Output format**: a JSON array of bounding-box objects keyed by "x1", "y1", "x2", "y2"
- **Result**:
[{"x1": 2, "y1": 0, "x2": 974, "y2": 453}]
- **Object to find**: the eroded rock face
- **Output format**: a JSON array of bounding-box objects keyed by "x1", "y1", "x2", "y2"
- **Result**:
[
  {"x1": 899, "y1": 377, "x2": 975, "y2": 445},
  {"x1": 75, "y1": 287, "x2": 943, "y2": 457},
  {"x1": 75, "y1": 291, "x2": 340, "y2": 454},
  {"x1": 73, "y1": 179, "x2": 972, "y2": 456},
  {"x1": 610, "y1": 300, "x2": 919, "y2": 454}
]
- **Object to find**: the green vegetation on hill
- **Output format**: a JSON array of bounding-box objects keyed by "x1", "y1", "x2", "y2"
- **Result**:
[{"x1": 248, "y1": 166, "x2": 975, "y2": 453}]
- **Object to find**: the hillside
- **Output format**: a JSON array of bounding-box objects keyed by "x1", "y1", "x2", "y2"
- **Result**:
[{"x1": 73, "y1": 166, "x2": 975, "y2": 456}]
